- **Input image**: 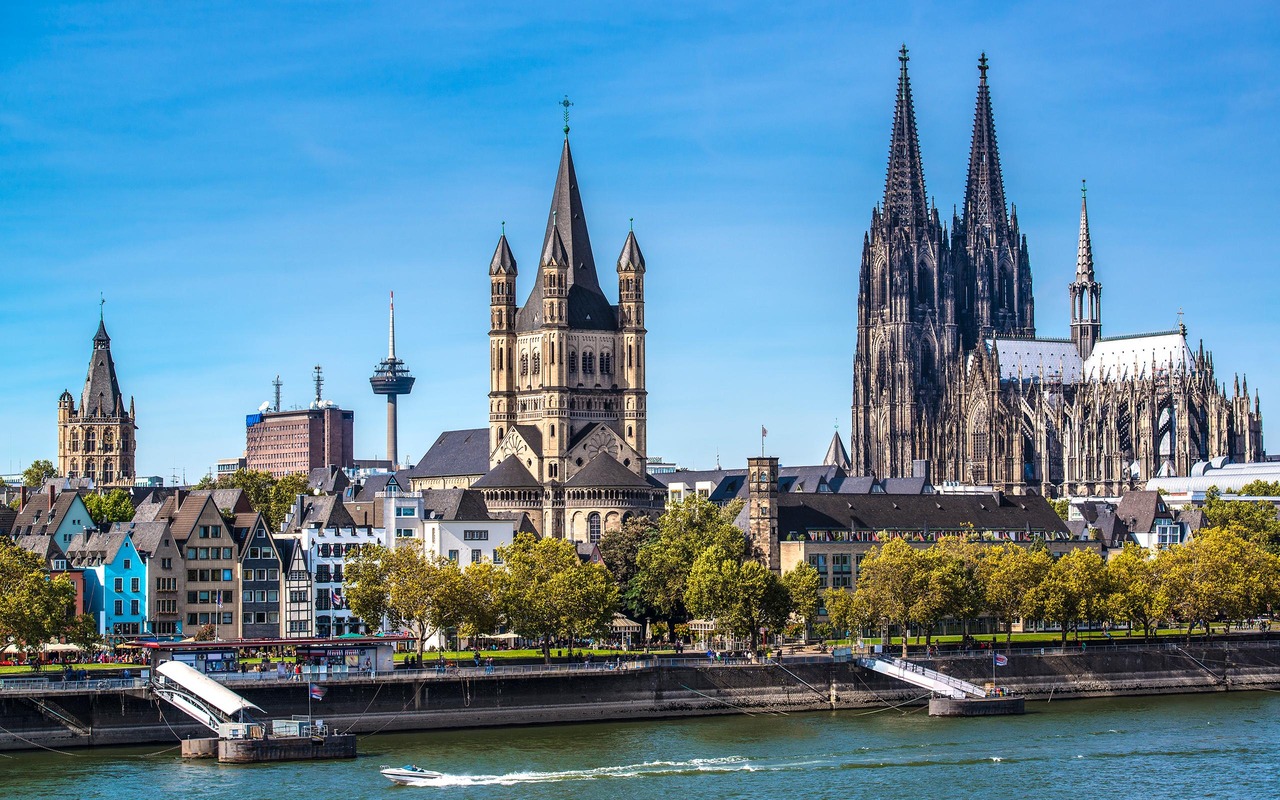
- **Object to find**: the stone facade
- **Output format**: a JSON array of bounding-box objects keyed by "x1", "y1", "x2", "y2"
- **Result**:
[
  {"x1": 481, "y1": 130, "x2": 664, "y2": 540},
  {"x1": 58, "y1": 317, "x2": 136, "y2": 487},
  {"x1": 851, "y1": 50, "x2": 1263, "y2": 496}
]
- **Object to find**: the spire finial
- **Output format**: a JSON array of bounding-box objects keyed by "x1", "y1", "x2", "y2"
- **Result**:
[
  {"x1": 501, "y1": 220, "x2": 505, "y2": 235},
  {"x1": 629, "y1": 217, "x2": 634, "y2": 232},
  {"x1": 1081, "y1": 178, "x2": 1087, "y2": 199},
  {"x1": 1178, "y1": 307, "x2": 1186, "y2": 336},
  {"x1": 99, "y1": 292, "x2": 105, "y2": 322},
  {"x1": 899, "y1": 43, "x2": 909, "y2": 65},
  {"x1": 978, "y1": 52, "x2": 988, "y2": 78},
  {"x1": 560, "y1": 95, "x2": 573, "y2": 137}
]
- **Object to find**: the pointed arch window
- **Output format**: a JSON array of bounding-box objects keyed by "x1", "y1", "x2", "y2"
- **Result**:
[
  {"x1": 103, "y1": 460, "x2": 115, "y2": 484},
  {"x1": 86, "y1": 429, "x2": 97, "y2": 453},
  {"x1": 532, "y1": 353, "x2": 541, "y2": 374},
  {"x1": 568, "y1": 350, "x2": 578, "y2": 374},
  {"x1": 600, "y1": 352, "x2": 612, "y2": 375},
  {"x1": 520, "y1": 353, "x2": 529, "y2": 376},
  {"x1": 582, "y1": 352, "x2": 595, "y2": 375}
]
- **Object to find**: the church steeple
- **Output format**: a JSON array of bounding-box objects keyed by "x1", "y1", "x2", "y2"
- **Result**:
[
  {"x1": 963, "y1": 53, "x2": 1008, "y2": 239},
  {"x1": 515, "y1": 133, "x2": 617, "y2": 332},
  {"x1": 884, "y1": 45, "x2": 930, "y2": 229},
  {"x1": 1070, "y1": 181, "x2": 1102, "y2": 359}
]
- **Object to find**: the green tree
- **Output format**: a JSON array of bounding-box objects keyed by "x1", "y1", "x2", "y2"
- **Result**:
[
  {"x1": 84, "y1": 489, "x2": 135, "y2": 526},
  {"x1": 270, "y1": 473, "x2": 311, "y2": 530},
  {"x1": 686, "y1": 553, "x2": 789, "y2": 652},
  {"x1": 979, "y1": 543, "x2": 1053, "y2": 645},
  {"x1": 457, "y1": 560, "x2": 503, "y2": 641},
  {"x1": 632, "y1": 496, "x2": 747, "y2": 637},
  {"x1": 66, "y1": 613, "x2": 103, "y2": 656},
  {"x1": 598, "y1": 515, "x2": 657, "y2": 620},
  {"x1": 1200, "y1": 490, "x2": 1280, "y2": 553},
  {"x1": 1236, "y1": 480, "x2": 1280, "y2": 496},
  {"x1": 931, "y1": 536, "x2": 986, "y2": 637},
  {"x1": 23, "y1": 459, "x2": 57, "y2": 488},
  {"x1": 497, "y1": 533, "x2": 618, "y2": 662},
  {"x1": 824, "y1": 587, "x2": 875, "y2": 642},
  {"x1": 0, "y1": 542, "x2": 76, "y2": 668},
  {"x1": 1049, "y1": 498, "x2": 1071, "y2": 521},
  {"x1": 851, "y1": 538, "x2": 929, "y2": 657},
  {"x1": 1028, "y1": 548, "x2": 1108, "y2": 645},
  {"x1": 1106, "y1": 543, "x2": 1161, "y2": 640},
  {"x1": 343, "y1": 544, "x2": 392, "y2": 636},
  {"x1": 1155, "y1": 525, "x2": 1280, "y2": 640},
  {"x1": 782, "y1": 562, "x2": 821, "y2": 633}
]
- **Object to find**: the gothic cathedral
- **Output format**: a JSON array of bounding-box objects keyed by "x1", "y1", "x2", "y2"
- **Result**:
[
  {"x1": 852, "y1": 49, "x2": 1262, "y2": 497},
  {"x1": 477, "y1": 125, "x2": 664, "y2": 540},
  {"x1": 57, "y1": 315, "x2": 137, "y2": 487}
]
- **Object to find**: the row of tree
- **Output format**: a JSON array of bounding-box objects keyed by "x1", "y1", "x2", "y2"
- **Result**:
[
  {"x1": 825, "y1": 525, "x2": 1280, "y2": 657},
  {"x1": 345, "y1": 497, "x2": 824, "y2": 658},
  {"x1": 345, "y1": 534, "x2": 617, "y2": 663},
  {"x1": 192, "y1": 468, "x2": 310, "y2": 529}
]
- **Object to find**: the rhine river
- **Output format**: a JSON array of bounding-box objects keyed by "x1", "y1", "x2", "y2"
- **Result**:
[{"x1": 3, "y1": 692, "x2": 1278, "y2": 799}]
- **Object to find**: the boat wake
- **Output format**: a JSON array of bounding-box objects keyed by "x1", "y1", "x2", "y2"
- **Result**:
[{"x1": 401, "y1": 756, "x2": 789, "y2": 787}]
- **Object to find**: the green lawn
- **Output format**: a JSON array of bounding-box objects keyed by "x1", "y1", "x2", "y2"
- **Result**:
[{"x1": 0, "y1": 662, "x2": 145, "y2": 676}]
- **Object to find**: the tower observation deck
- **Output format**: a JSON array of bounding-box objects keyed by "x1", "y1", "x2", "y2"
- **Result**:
[{"x1": 370, "y1": 291, "x2": 415, "y2": 467}]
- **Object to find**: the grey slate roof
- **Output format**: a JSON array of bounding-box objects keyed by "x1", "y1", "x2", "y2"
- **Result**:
[
  {"x1": 110, "y1": 521, "x2": 172, "y2": 557},
  {"x1": 618, "y1": 230, "x2": 645, "y2": 272},
  {"x1": 308, "y1": 466, "x2": 351, "y2": 495},
  {"x1": 766, "y1": 492, "x2": 1070, "y2": 537},
  {"x1": 409, "y1": 428, "x2": 490, "y2": 478},
  {"x1": 471, "y1": 456, "x2": 540, "y2": 489},
  {"x1": 489, "y1": 234, "x2": 516, "y2": 276},
  {"x1": 293, "y1": 496, "x2": 357, "y2": 530},
  {"x1": 81, "y1": 321, "x2": 127, "y2": 417},
  {"x1": 421, "y1": 489, "x2": 491, "y2": 521},
  {"x1": 64, "y1": 530, "x2": 130, "y2": 567},
  {"x1": 12, "y1": 534, "x2": 64, "y2": 568},
  {"x1": 0, "y1": 507, "x2": 16, "y2": 537},
  {"x1": 823, "y1": 432, "x2": 851, "y2": 470},
  {"x1": 514, "y1": 138, "x2": 617, "y2": 333},
  {"x1": 564, "y1": 454, "x2": 652, "y2": 489},
  {"x1": 1114, "y1": 490, "x2": 1172, "y2": 534}
]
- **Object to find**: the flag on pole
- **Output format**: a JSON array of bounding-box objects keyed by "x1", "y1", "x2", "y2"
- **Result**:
[
  {"x1": 309, "y1": 683, "x2": 327, "y2": 701},
  {"x1": 994, "y1": 653, "x2": 1008, "y2": 667},
  {"x1": 216, "y1": 591, "x2": 223, "y2": 609},
  {"x1": 762, "y1": 425, "x2": 768, "y2": 438},
  {"x1": 331, "y1": 588, "x2": 341, "y2": 609}
]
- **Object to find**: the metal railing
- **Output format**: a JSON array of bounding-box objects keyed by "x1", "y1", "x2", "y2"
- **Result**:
[{"x1": 0, "y1": 677, "x2": 148, "y2": 694}]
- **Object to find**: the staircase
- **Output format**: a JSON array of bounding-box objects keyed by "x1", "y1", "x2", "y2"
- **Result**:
[
  {"x1": 28, "y1": 697, "x2": 92, "y2": 736},
  {"x1": 856, "y1": 654, "x2": 987, "y2": 699}
]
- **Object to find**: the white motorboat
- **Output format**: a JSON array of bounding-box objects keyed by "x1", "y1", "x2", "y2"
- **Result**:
[{"x1": 380, "y1": 764, "x2": 443, "y2": 785}]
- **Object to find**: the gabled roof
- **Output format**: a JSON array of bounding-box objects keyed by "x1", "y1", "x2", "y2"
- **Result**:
[
  {"x1": 292, "y1": 495, "x2": 357, "y2": 530},
  {"x1": 421, "y1": 489, "x2": 491, "y2": 521},
  {"x1": 12, "y1": 534, "x2": 64, "y2": 568},
  {"x1": 64, "y1": 530, "x2": 132, "y2": 567},
  {"x1": 208, "y1": 488, "x2": 253, "y2": 516},
  {"x1": 111, "y1": 521, "x2": 173, "y2": 557},
  {"x1": 12, "y1": 490, "x2": 90, "y2": 536},
  {"x1": 1115, "y1": 490, "x2": 1173, "y2": 534},
  {"x1": 409, "y1": 428, "x2": 490, "y2": 478},
  {"x1": 0, "y1": 506, "x2": 16, "y2": 537},
  {"x1": 471, "y1": 456, "x2": 541, "y2": 489},
  {"x1": 308, "y1": 466, "x2": 351, "y2": 495},
  {"x1": 565, "y1": 453, "x2": 651, "y2": 489},
  {"x1": 511, "y1": 424, "x2": 543, "y2": 453}
]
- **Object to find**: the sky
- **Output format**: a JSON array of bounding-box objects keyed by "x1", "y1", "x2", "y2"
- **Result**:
[{"x1": 2, "y1": 2, "x2": 1278, "y2": 482}]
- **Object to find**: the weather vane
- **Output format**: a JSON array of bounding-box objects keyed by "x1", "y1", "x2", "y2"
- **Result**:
[
  {"x1": 560, "y1": 95, "x2": 573, "y2": 137},
  {"x1": 100, "y1": 292, "x2": 105, "y2": 321}
]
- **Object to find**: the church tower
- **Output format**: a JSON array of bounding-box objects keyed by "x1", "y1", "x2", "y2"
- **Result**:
[
  {"x1": 57, "y1": 310, "x2": 137, "y2": 487},
  {"x1": 1069, "y1": 183, "x2": 1102, "y2": 359},
  {"x1": 953, "y1": 54, "x2": 1034, "y2": 348},
  {"x1": 481, "y1": 111, "x2": 660, "y2": 541},
  {"x1": 851, "y1": 46, "x2": 956, "y2": 479}
]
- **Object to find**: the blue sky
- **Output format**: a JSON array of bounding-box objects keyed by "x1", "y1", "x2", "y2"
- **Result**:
[{"x1": 2, "y1": 2, "x2": 1278, "y2": 481}]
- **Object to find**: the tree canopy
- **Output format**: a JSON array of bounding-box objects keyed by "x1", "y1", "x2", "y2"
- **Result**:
[
  {"x1": 0, "y1": 541, "x2": 79, "y2": 667},
  {"x1": 23, "y1": 459, "x2": 57, "y2": 488},
  {"x1": 84, "y1": 489, "x2": 135, "y2": 526}
]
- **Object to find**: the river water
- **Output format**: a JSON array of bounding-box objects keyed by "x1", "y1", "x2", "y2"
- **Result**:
[{"x1": 3, "y1": 692, "x2": 1277, "y2": 799}]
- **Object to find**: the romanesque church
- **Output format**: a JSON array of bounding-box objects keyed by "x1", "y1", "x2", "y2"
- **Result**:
[
  {"x1": 851, "y1": 49, "x2": 1263, "y2": 497},
  {"x1": 472, "y1": 127, "x2": 666, "y2": 538}
]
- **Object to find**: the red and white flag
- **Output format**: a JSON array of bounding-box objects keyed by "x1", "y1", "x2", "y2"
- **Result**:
[{"x1": 994, "y1": 653, "x2": 1008, "y2": 667}]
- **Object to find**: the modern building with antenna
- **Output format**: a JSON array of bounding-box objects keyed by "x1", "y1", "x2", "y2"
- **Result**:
[
  {"x1": 369, "y1": 292, "x2": 415, "y2": 469},
  {"x1": 244, "y1": 366, "x2": 354, "y2": 478}
]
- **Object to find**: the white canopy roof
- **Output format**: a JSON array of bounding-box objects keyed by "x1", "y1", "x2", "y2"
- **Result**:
[{"x1": 155, "y1": 660, "x2": 262, "y2": 718}]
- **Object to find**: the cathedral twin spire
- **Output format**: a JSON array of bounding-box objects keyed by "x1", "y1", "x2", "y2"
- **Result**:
[{"x1": 883, "y1": 46, "x2": 931, "y2": 229}]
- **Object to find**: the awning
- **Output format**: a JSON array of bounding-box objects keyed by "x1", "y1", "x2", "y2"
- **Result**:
[{"x1": 610, "y1": 614, "x2": 642, "y2": 632}]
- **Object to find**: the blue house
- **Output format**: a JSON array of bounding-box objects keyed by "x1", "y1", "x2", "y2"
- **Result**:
[
  {"x1": 11, "y1": 486, "x2": 96, "y2": 549},
  {"x1": 65, "y1": 531, "x2": 147, "y2": 637}
]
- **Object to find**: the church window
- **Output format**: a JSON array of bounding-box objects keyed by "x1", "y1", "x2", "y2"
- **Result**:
[
  {"x1": 588, "y1": 513, "x2": 602, "y2": 543},
  {"x1": 627, "y1": 345, "x2": 633, "y2": 369},
  {"x1": 550, "y1": 424, "x2": 556, "y2": 436},
  {"x1": 569, "y1": 351, "x2": 577, "y2": 374},
  {"x1": 70, "y1": 431, "x2": 79, "y2": 452},
  {"x1": 549, "y1": 463, "x2": 558, "y2": 478},
  {"x1": 627, "y1": 426, "x2": 633, "y2": 438},
  {"x1": 69, "y1": 459, "x2": 78, "y2": 477},
  {"x1": 550, "y1": 341, "x2": 555, "y2": 365},
  {"x1": 520, "y1": 353, "x2": 529, "y2": 376},
  {"x1": 532, "y1": 353, "x2": 541, "y2": 374},
  {"x1": 600, "y1": 352, "x2": 612, "y2": 375},
  {"x1": 86, "y1": 429, "x2": 97, "y2": 452},
  {"x1": 103, "y1": 460, "x2": 114, "y2": 484},
  {"x1": 583, "y1": 352, "x2": 595, "y2": 375},
  {"x1": 86, "y1": 462, "x2": 97, "y2": 481}
]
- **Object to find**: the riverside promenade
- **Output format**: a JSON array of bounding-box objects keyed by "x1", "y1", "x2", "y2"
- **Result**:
[{"x1": 3, "y1": 640, "x2": 1280, "y2": 753}]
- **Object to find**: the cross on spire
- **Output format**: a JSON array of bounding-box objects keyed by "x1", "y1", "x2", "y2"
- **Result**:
[
  {"x1": 978, "y1": 52, "x2": 989, "y2": 77},
  {"x1": 560, "y1": 95, "x2": 573, "y2": 137},
  {"x1": 100, "y1": 292, "x2": 105, "y2": 321}
]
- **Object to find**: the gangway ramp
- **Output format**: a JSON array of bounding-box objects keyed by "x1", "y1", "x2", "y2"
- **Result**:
[
  {"x1": 856, "y1": 654, "x2": 986, "y2": 699},
  {"x1": 151, "y1": 660, "x2": 263, "y2": 732}
]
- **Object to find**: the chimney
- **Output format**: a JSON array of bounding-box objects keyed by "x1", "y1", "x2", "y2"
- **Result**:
[{"x1": 48, "y1": 482, "x2": 57, "y2": 507}]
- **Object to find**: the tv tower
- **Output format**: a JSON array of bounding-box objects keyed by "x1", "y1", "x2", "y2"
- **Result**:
[{"x1": 369, "y1": 291, "x2": 415, "y2": 467}]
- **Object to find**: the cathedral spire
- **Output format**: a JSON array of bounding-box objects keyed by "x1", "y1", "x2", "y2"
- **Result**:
[
  {"x1": 963, "y1": 53, "x2": 1008, "y2": 237},
  {"x1": 1076, "y1": 180, "x2": 1094, "y2": 281},
  {"x1": 883, "y1": 45, "x2": 929, "y2": 228}
]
